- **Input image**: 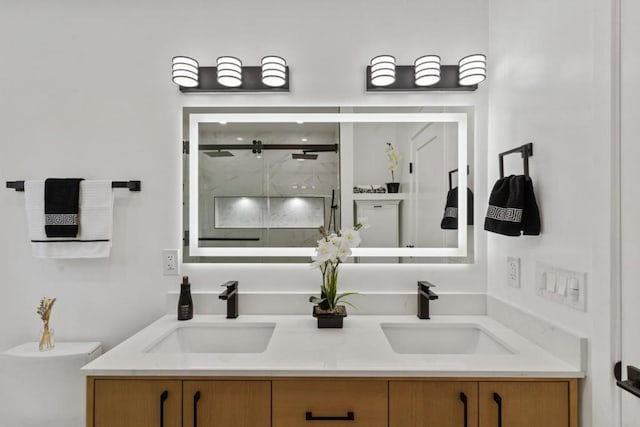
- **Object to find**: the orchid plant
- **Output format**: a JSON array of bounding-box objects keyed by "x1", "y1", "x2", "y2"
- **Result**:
[
  {"x1": 385, "y1": 142, "x2": 401, "y2": 183},
  {"x1": 309, "y1": 218, "x2": 369, "y2": 313}
]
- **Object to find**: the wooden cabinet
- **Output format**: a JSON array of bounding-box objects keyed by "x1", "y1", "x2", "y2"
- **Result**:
[
  {"x1": 479, "y1": 382, "x2": 572, "y2": 427},
  {"x1": 183, "y1": 380, "x2": 270, "y2": 427},
  {"x1": 88, "y1": 377, "x2": 578, "y2": 427},
  {"x1": 93, "y1": 379, "x2": 182, "y2": 427},
  {"x1": 272, "y1": 379, "x2": 388, "y2": 427},
  {"x1": 390, "y1": 381, "x2": 478, "y2": 427}
]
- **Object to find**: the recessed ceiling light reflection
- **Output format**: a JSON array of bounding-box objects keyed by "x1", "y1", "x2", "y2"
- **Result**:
[
  {"x1": 236, "y1": 137, "x2": 243, "y2": 141},
  {"x1": 301, "y1": 138, "x2": 308, "y2": 142},
  {"x1": 297, "y1": 121, "x2": 304, "y2": 124},
  {"x1": 219, "y1": 121, "x2": 227, "y2": 125}
]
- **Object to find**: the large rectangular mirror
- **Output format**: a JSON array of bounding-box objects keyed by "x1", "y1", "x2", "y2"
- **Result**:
[{"x1": 183, "y1": 106, "x2": 474, "y2": 263}]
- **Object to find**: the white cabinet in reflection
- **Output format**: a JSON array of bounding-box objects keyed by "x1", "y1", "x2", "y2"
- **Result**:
[{"x1": 355, "y1": 198, "x2": 402, "y2": 263}]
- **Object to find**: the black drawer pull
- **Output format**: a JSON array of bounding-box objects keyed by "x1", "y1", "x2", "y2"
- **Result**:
[
  {"x1": 305, "y1": 411, "x2": 355, "y2": 421},
  {"x1": 493, "y1": 392, "x2": 502, "y2": 427},
  {"x1": 193, "y1": 391, "x2": 201, "y2": 427},
  {"x1": 160, "y1": 390, "x2": 169, "y2": 427},
  {"x1": 459, "y1": 392, "x2": 468, "y2": 427}
]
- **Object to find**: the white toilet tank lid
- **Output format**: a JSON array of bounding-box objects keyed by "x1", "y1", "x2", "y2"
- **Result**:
[{"x1": 2, "y1": 342, "x2": 102, "y2": 358}]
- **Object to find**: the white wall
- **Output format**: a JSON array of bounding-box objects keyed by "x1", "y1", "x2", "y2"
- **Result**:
[
  {"x1": 620, "y1": 0, "x2": 640, "y2": 424},
  {"x1": 0, "y1": 0, "x2": 488, "y2": 352},
  {"x1": 487, "y1": 0, "x2": 617, "y2": 426}
]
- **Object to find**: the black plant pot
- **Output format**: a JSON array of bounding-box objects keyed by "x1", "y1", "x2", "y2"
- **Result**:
[
  {"x1": 386, "y1": 182, "x2": 400, "y2": 193},
  {"x1": 313, "y1": 305, "x2": 347, "y2": 329}
]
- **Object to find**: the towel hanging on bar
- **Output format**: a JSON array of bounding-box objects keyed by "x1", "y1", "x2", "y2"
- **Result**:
[
  {"x1": 484, "y1": 175, "x2": 540, "y2": 236},
  {"x1": 25, "y1": 180, "x2": 114, "y2": 258},
  {"x1": 441, "y1": 187, "x2": 474, "y2": 230}
]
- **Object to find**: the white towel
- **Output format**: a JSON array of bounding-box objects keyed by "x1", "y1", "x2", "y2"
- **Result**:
[{"x1": 25, "y1": 180, "x2": 114, "y2": 258}]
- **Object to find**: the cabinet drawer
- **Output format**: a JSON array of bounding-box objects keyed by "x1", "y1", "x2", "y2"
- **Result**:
[{"x1": 272, "y1": 380, "x2": 388, "y2": 427}]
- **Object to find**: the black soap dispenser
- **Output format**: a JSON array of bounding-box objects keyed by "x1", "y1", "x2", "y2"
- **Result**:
[{"x1": 178, "y1": 276, "x2": 193, "y2": 321}]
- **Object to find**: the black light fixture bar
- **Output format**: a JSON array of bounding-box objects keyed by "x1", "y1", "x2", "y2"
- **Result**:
[
  {"x1": 366, "y1": 65, "x2": 477, "y2": 92},
  {"x1": 6, "y1": 180, "x2": 142, "y2": 192},
  {"x1": 179, "y1": 66, "x2": 290, "y2": 93}
]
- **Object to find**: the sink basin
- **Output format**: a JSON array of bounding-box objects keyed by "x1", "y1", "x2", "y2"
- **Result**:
[
  {"x1": 146, "y1": 323, "x2": 276, "y2": 354},
  {"x1": 380, "y1": 323, "x2": 513, "y2": 355}
]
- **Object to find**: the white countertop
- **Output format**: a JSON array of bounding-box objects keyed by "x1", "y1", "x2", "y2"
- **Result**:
[{"x1": 82, "y1": 315, "x2": 583, "y2": 378}]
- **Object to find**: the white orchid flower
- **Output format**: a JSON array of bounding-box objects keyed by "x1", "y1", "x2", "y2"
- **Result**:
[
  {"x1": 315, "y1": 240, "x2": 338, "y2": 263},
  {"x1": 340, "y1": 228, "x2": 361, "y2": 248},
  {"x1": 336, "y1": 242, "x2": 352, "y2": 262}
]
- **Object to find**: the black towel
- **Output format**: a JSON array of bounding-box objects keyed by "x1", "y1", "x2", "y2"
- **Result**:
[
  {"x1": 44, "y1": 178, "x2": 84, "y2": 237},
  {"x1": 484, "y1": 175, "x2": 540, "y2": 236},
  {"x1": 441, "y1": 187, "x2": 474, "y2": 230}
]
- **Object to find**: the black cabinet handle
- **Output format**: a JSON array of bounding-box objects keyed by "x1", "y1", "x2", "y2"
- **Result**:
[
  {"x1": 305, "y1": 411, "x2": 355, "y2": 421},
  {"x1": 193, "y1": 391, "x2": 201, "y2": 427},
  {"x1": 459, "y1": 392, "x2": 468, "y2": 427},
  {"x1": 493, "y1": 392, "x2": 502, "y2": 427},
  {"x1": 160, "y1": 390, "x2": 169, "y2": 427}
]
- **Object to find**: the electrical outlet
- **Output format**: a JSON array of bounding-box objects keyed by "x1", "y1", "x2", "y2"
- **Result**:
[
  {"x1": 507, "y1": 257, "x2": 521, "y2": 288},
  {"x1": 163, "y1": 249, "x2": 179, "y2": 276}
]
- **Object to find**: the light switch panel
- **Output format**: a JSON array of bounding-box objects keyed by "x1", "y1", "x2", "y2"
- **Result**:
[{"x1": 535, "y1": 261, "x2": 587, "y2": 311}]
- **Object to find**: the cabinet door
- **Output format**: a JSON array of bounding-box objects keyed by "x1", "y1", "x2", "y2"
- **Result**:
[
  {"x1": 479, "y1": 382, "x2": 569, "y2": 427},
  {"x1": 356, "y1": 202, "x2": 400, "y2": 247},
  {"x1": 390, "y1": 381, "x2": 478, "y2": 427},
  {"x1": 272, "y1": 379, "x2": 388, "y2": 427},
  {"x1": 183, "y1": 380, "x2": 270, "y2": 427},
  {"x1": 93, "y1": 379, "x2": 181, "y2": 427}
]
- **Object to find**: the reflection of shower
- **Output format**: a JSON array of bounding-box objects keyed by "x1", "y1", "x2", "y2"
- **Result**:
[
  {"x1": 197, "y1": 140, "x2": 338, "y2": 158},
  {"x1": 204, "y1": 150, "x2": 235, "y2": 158}
]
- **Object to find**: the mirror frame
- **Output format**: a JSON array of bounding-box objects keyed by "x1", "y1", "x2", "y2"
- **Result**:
[{"x1": 187, "y1": 111, "x2": 468, "y2": 258}]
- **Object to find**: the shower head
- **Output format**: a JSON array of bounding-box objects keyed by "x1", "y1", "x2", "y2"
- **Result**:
[
  {"x1": 204, "y1": 150, "x2": 235, "y2": 158},
  {"x1": 292, "y1": 153, "x2": 318, "y2": 161}
]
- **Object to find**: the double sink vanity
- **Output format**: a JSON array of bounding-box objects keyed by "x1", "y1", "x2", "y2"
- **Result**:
[
  {"x1": 82, "y1": 106, "x2": 580, "y2": 426},
  {"x1": 83, "y1": 311, "x2": 582, "y2": 427}
]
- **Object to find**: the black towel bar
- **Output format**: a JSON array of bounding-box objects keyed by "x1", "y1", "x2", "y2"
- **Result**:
[
  {"x1": 448, "y1": 165, "x2": 470, "y2": 190},
  {"x1": 498, "y1": 143, "x2": 533, "y2": 178},
  {"x1": 5, "y1": 180, "x2": 141, "y2": 192}
]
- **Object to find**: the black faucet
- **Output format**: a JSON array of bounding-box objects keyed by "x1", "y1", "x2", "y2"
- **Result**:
[
  {"x1": 219, "y1": 281, "x2": 238, "y2": 318},
  {"x1": 417, "y1": 281, "x2": 438, "y2": 319}
]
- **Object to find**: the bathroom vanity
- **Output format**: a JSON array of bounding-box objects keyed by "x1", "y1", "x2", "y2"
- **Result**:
[{"x1": 83, "y1": 315, "x2": 581, "y2": 427}]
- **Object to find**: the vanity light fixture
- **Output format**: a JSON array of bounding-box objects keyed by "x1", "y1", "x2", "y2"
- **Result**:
[
  {"x1": 172, "y1": 55, "x2": 290, "y2": 93},
  {"x1": 172, "y1": 56, "x2": 199, "y2": 88},
  {"x1": 458, "y1": 54, "x2": 487, "y2": 86},
  {"x1": 366, "y1": 54, "x2": 486, "y2": 92},
  {"x1": 261, "y1": 56, "x2": 287, "y2": 87},
  {"x1": 414, "y1": 55, "x2": 441, "y2": 86},
  {"x1": 217, "y1": 56, "x2": 243, "y2": 87},
  {"x1": 370, "y1": 55, "x2": 396, "y2": 87}
]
